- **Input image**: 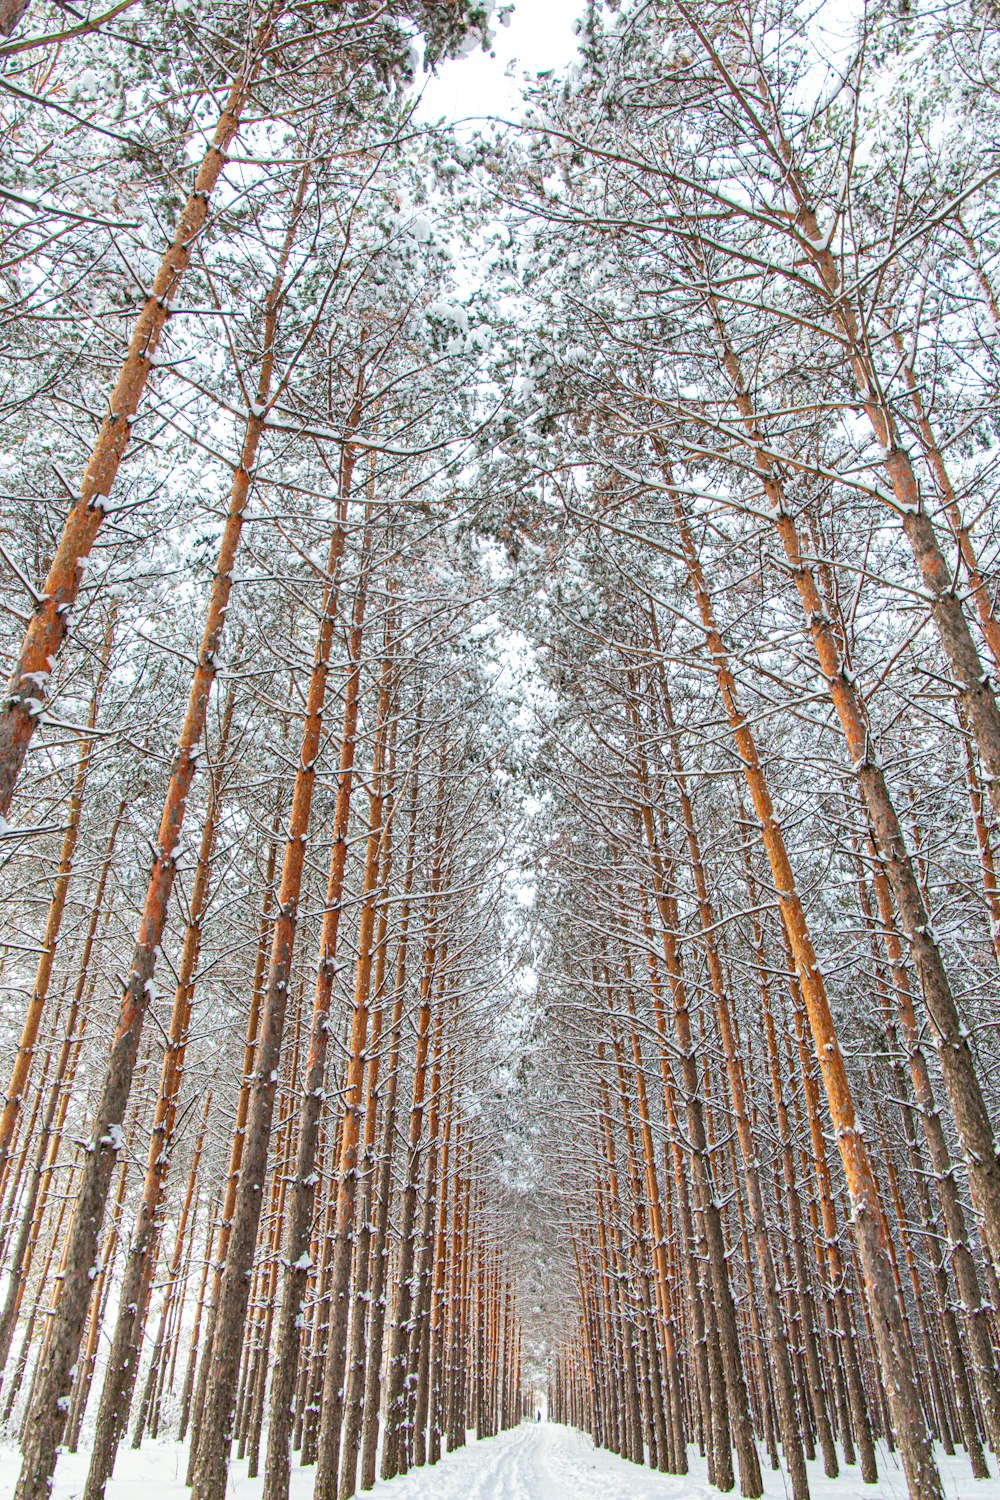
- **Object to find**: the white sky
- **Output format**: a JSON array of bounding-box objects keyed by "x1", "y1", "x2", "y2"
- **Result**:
[{"x1": 415, "y1": 0, "x2": 585, "y2": 126}]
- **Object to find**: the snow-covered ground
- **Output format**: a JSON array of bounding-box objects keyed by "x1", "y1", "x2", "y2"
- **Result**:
[{"x1": 1, "y1": 1424, "x2": 996, "y2": 1499}]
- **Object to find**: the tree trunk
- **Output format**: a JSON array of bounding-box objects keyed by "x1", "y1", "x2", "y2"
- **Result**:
[
  {"x1": 0, "y1": 797, "x2": 123, "y2": 1378},
  {"x1": 183, "y1": 797, "x2": 283, "y2": 1453}
]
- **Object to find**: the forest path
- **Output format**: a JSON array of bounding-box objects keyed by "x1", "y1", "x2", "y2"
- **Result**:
[
  {"x1": 360, "y1": 1425, "x2": 996, "y2": 1500},
  {"x1": 0, "y1": 1425, "x2": 994, "y2": 1499}
]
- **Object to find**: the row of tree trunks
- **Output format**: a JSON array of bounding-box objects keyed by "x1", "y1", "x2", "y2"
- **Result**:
[
  {"x1": 83, "y1": 691, "x2": 234, "y2": 1500},
  {"x1": 187, "y1": 461, "x2": 360, "y2": 1499},
  {"x1": 0, "y1": 796, "x2": 125, "y2": 1377},
  {"x1": 2, "y1": 668, "x2": 525, "y2": 1500},
  {"x1": 12, "y1": 149, "x2": 313, "y2": 1500},
  {"x1": 657, "y1": 464, "x2": 942, "y2": 1500},
  {"x1": 260, "y1": 523, "x2": 378, "y2": 1500},
  {"x1": 544, "y1": 559, "x2": 1000, "y2": 1499},
  {"x1": 698, "y1": 291, "x2": 1000, "y2": 1306},
  {"x1": 0, "y1": 535, "x2": 528, "y2": 1500},
  {"x1": 0, "y1": 606, "x2": 116, "y2": 1186}
]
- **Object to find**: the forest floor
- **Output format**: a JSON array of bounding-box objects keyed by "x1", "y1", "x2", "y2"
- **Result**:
[{"x1": 0, "y1": 1424, "x2": 997, "y2": 1499}]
